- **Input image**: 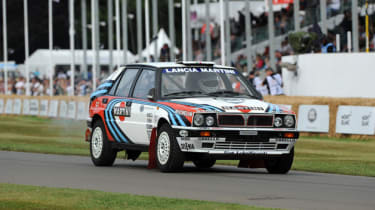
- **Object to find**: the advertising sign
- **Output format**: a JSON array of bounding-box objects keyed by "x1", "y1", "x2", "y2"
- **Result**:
[
  {"x1": 5, "y1": 99, "x2": 13, "y2": 114},
  {"x1": 39, "y1": 100, "x2": 49, "y2": 116},
  {"x1": 13, "y1": 99, "x2": 22, "y2": 115},
  {"x1": 59, "y1": 100, "x2": 68, "y2": 118},
  {"x1": 336, "y1": 106, "x2": 375, "y2": 135},
  {"x1": 29, "y1": 99, "x2": 39, "y2": 116},
  {"x1": 67, "y1": 101, "x2": 77, "y2": 119},
  {"x1": 297, "y1": 105, "x2": 329, "y2": 133},
  {"x1": 48, "y1": 100, "x2": 59, "y2": 117},
  {"x1": 77, "y1": 101, "x2": 88, "y2": 120},
  {"x1": 273, "y1": 0, "x2": 293, "y2": 4},
  {"x1": 23, "y1": 99, "x2": 30, "y2": 115}
]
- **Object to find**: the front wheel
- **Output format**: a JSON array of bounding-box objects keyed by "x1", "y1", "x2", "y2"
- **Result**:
[
  {"x1": 156, "y1": 124, "x2": 185, "y2": 172},
  {"x1": 90, "y1": 120, "x2": 117, "y2": 166},
  {"x1": 265, "y1": 148, "x2": 294, "y2": 174}
]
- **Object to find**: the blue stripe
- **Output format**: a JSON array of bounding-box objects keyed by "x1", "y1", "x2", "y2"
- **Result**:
[
  {"x1": 90, "y1": 89, "x2": 108, "y2": 98},
  {"x1": 97, "y1": 82, "x2": 113, "y2": 89},
  {"x1": 106, "y1": 99, "x2": 129, "y2": 143},
  {"x1": 104, "y1": 100, "x2": 121, "y2": 142}
]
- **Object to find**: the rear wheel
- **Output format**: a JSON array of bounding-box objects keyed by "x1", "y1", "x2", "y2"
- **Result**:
[
  {"x1": 265, "y1": 148, "x2": 294, "y2": 174},
  {"x1": 156, "y1": 124, "x2": 185, "y2": 172},
  {"x1": 90, "y1": 120, "x2": 117, "y2": 166},
  {"x1": 193, "y1": 158, "x2": 216, "y2": 169}
]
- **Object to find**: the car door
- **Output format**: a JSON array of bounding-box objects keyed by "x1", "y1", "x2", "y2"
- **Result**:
[
  {"x1": 111, "y1": 68, "x2": 140, "y2": 144},
  {"x1": 127, "y1": 68, "x2": 157, "y2": 145}
]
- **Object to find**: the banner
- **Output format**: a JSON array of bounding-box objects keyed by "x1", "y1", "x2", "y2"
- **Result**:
[
  {"x1": 5, "y1": 99, "x2": 13, "y2": 114},
  {"x1": 13, "y1": 99, "x2": 22, "y2": 115},
  {"x1": 23, "y1": 99, "x2": 30, "y2": 115},
  {"x1": 67, "y1": 101, "x2": 77, "y2": 119},
  {"x1": 273, "y1": 0, "x2": 293, "y2": 4},
  {"x1": 77, "y1": 101, "x2": 88, "y2": 120},
  {"x1": 59, "y1": 100, "x2": 68, "y2": 118},
  {"x1": 278, "y1": 104, "x2": 292, "y2": 111},
  {"x1": 0, "y1": 99, "x2": 4, "y2": 114},
  {"x1": 39, "y1": 100, "x2": 49, "y2": 116},
  {"x1": 29, "y1": 99, "x2": 39, "y2": 116},
  {"x1": 336, "y1": 106, "x2": 375, "y2": 135},
  {"x1": 48, "y1": 100, "x2": 59, "y2": 117},
  {"x1": 297, "y1": 105, "x2": 329, "y2": 133}
]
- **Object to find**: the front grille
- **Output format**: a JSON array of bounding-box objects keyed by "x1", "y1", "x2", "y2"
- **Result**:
[
  {"x1": 218, "y1": 115, "x2": 244, "y2": 126},
  {"x1": 247, "y1": 115, "x2": 274, "y2": 127},
  {"x1": 215, "y1": 142, "x2": 277, "y2": 150}
]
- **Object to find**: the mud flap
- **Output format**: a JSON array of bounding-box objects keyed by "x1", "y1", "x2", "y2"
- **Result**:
[
  {"x1": 238, "y1": 159, "x2": 265, "y2": 168},
  {"x1": 147, "y1": 128, "x2": 157, "y2": 169}
]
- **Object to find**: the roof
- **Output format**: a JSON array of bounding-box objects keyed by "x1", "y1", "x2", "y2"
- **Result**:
[{"x1": 126, "y1": 62, "x2": 234, "y2": 69}]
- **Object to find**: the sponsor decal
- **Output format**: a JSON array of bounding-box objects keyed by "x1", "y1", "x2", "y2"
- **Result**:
[
  {"x1": 308, "y1": 108, "x2": 317, "y2": 123},
  {"x1": 180, "y1": 143, "x2": 195, "y2": 150},
  {"x1": 113, "y1": 102, "x2": 131, "y2": 121},
  {"x1": 219, "y1": 98, "x2": 245, "y2": 104},
  {"x1": 221, "y1": 105, "x2": 264, "y2": 113},
  {"x1": 362, "y1": 112, "x2": 371, "y2": 126},
  {"x1": 162, "y1": 67, "x2": 237, "y2": 74},
  {"x1": 341, "y1": 112, "x2": 351, "y2": 125},
  {"x1": 175, "y1": 110, "x2": 193, "y2": 117}
]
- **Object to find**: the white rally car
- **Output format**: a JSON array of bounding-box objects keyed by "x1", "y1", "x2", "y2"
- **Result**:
[{"x1": 86, "y1": 62, "x2": 298, "y2": 173}]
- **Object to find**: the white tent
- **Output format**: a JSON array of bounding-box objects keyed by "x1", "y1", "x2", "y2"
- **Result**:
[
  {"x1": 141, "y1": 28, "x2": 179, "y2": 59},
  {"x1": 26, "y1": 49, "x2": 136, "y2": 76}
]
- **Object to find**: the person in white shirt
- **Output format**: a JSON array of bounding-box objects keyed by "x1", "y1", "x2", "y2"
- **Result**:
[
  {"x1": 263, "y1": 68, "x2": 284, "y2": 96},
  {"x1": 253, "y1": 71, "x2": 269, "y2": 96},
  {"x1": 15, "y1": 77, "x2": 25, "y2": 95}
]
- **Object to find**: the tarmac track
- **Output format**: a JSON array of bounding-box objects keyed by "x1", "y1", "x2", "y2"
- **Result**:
[{"x1": 0, "y1": 151, "x2": 374, "y2": 210}]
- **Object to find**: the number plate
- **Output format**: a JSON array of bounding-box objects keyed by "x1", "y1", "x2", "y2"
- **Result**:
[{"x1": 239, "y1": 130, "x2": 258, "y2": 136}]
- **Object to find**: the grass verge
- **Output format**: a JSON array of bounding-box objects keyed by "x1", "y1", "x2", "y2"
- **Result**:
[
  {"x1": 0, "y1": 115, "x2": 375, "y2": 177},
  {"x1": 0, "y1": 183, "x2": 272, "y2": 210}
]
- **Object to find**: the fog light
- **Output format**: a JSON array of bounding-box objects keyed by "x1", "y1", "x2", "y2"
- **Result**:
[
  {"x1": 179, "y1": 130, "x2": 188, "y2": 137},
  {"x1": 200, "y1": 131, "x2": 211, "y2": 137},
  {"x1": 283, "y1": 133, "x2": 295, "y2": 138}
]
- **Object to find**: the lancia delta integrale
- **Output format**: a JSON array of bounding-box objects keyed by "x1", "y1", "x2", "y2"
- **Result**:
[{"x1": 86, "y1": 62, "x2": 298, "y2": 173}]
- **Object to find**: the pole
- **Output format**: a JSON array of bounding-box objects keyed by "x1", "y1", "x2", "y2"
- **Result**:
[
  {"x1": 145, "y1": 0, "x2": 151, "y2": 62},
  {"x1": 205, "y1": 0, "x2": 211, "y2": 61},
  {"x1": 320, "y1": 0, "x2": 327, "y2": 34},
  {"x1": 267, "y1": 0, "x2": 276, "y2": 70},
  {"x1": 95, "y1": 0, "x2": 100, "y2": 76},
  {"x1": 182, "y1": 0, "x2": 187, "y2": 61},
  {"x1": 136, "y1": 0, "x2": 143, "y2": 62},
  {"x1": 2, "y1": 0, "x2": 8, "y2": 95},
  {"x1": 220, "y1": 0, "x2": 225, "y2": 65},
  {"x1": 108, "y1": 0, "x2": 114, "y2": 72},
  {"x1": 152, "y1": 0, "x2": 158, "y2": 62},
  {"x1": 245, "y1": 0, "x2": 252, "y2": 73},
  {"x1": 347, "y1": 31, "x2": 352, "y2": 53},
  {"x1": 225, "y1": 0, "x2": 231, "y2": 66},
  {"x1": 91, "y1": 0, "x2": 97, "y2": 90},
  {"x1": 81, "y1": 0, "x2": 88, "y2": 80},
  {"x1": 186, "y1": 0, "x2": 192, "y2": 60},
  {"x1": 48, "y1": 0, "x2": 53, "y2": 96},
  {"x1": 115, "y1": 0, "x2": 121, "y2": 67},
  {"x1": 352, "y1": 0, "x2": 359, "y2": 52},
  {"x1": 336, "y1": 34, "x2": 340, "y2": 52},
  {"x1": 365, "y1": 0, "x2": 369, "y2": 52},
  {"x1": 122, "y1": 0, "x2": 128, "y2": 64},
  {"x1": 168, "y1": 0, "x2": 175, "y2": 61},
  {"x1": 293, "y1": 0, "x2": 300, "y2": 31},
  {"x1": 69, "y1": 0, "x2": 75, "y2": 96},
  {"x1": 24, "y1": 0, "x2": 30, "y2": 96}
]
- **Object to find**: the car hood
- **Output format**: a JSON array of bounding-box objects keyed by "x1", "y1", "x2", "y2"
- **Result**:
[{"x1": 165, "y1": 97, "x2": 291, "y2": 114}]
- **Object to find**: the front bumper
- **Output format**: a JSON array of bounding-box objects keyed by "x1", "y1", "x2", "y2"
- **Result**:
[{"x1": 173, "y1": 127, "x2": 298, "y2": 156}]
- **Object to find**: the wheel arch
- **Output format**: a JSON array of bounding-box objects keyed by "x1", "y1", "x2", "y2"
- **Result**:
[{"x1": 157, "y1": 118, "x2": 170, "y2": 132}]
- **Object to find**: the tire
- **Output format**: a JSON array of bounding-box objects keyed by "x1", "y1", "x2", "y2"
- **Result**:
[
  {"x1": 265, "y1": 148, "x2": 294, "y2": 174},
  {"x1": 90, "y1": 120, "x2": 117, "y2": 166},
  {"x1": 156, "y1": 124, "x2": 185, "y2": 172},
  {"x1": 193, "y1": 158, "x2": 216, "y2": 169}
]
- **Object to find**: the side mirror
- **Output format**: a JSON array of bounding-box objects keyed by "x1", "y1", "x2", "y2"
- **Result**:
[{"x1": 147, "y1": 88, "x2": 156, "y2": 101}]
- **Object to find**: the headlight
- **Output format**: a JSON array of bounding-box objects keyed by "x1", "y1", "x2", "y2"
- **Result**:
[
  {"x1": 284, "y1": 115, "x2": 295, "y2": 127},
  {"x1": 194, "y1": 114, "x2": 204, "y2": 126},
  {"x1": 205, "y1": 116, "x2": 215, "y2": 126},
  {"x1": 274, "y1": 117, "x2": 283, "y2": 127}
]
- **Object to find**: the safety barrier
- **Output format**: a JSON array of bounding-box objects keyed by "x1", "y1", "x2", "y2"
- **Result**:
[{"x1": 0, "y1": 95, "x2": 374, "y2": 139}]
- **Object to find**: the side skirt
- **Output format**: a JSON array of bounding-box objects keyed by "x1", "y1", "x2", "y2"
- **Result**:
[{"x1": 111, "y1": 142, "x2": 149, "y2": 152}]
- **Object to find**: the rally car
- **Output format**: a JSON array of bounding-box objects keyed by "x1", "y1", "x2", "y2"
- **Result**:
[{"x1": 86, "y1": 62, "x2": 298, "y2": 173}]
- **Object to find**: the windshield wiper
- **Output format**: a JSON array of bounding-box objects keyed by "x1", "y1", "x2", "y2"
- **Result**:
[
  {"x1": 164, "y1": 91, "x2": 208, "y2": 97},
  {"x1": 208, "y1": 90, "x2": 253, "y2": 98}
]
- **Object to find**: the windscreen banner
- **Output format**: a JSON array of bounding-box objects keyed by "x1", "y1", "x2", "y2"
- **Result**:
[
  {"x1": 297, "y1": 105, "x2": 329, "y2": 133},
  {"x1": 336, "y1": 106, "x2": 375, "y2": 135}
]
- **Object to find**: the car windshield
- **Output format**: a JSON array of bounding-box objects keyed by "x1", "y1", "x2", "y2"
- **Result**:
[{"x1": 161, "y1": 67, "x2": 256, "y2": 99}]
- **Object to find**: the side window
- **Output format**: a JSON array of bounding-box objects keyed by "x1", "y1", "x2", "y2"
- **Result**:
[
  {"x1": 115, "y1": 69, "x2": 139, "y2": 97},
  {"x1": 132, "y1": 70, "x2": 156, "y2": 99}
]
